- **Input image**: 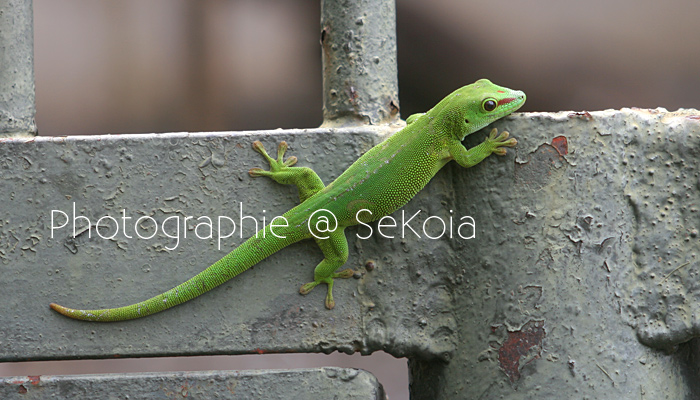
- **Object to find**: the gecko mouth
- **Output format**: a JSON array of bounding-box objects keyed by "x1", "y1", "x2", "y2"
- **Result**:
[
  {"x1": 497, "y1": 97, "x2": 516, "y2": 106},
  {"x1": 494, "y1": 92, "x2": 526, "y2": 118}
]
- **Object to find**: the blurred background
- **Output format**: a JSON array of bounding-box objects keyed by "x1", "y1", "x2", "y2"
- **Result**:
[
  {"x1": 30, "y1": 0, "x2": 700, "y2": 136},
  {"x1": 3, "y1": 0, "x2": 700, "y2": 398}
]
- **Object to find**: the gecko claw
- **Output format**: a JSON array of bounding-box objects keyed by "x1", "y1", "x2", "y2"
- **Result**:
[
  {"x1": 334, "y1": 268, "x2": 355, "y2": 279},
  {"x1": 249, "y1": 167, "x2": 265, "y2": 177},
  {"x1": 252, "y1": 140, "x2": 266, "y2": 153},
  {"x1": 300, "y1": 281, "x2": 318, "y2": 295},
  {"x1": 325, "y1": 295, "x2": 335, "y2": 310},
  {"x1": 277, "y1": 141, "x2": 288, "y2": 156}
]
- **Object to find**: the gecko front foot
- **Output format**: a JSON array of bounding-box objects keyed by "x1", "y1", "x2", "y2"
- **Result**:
[
  {"x1": 300, "y1": 268, "x2": 355, "y2": 309},
  {"x1": 485, "y1": 128, "x2": 518, "y2": 156}
]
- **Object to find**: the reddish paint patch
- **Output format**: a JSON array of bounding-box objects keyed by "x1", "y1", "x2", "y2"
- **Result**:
[
  {"x1": 255, "y1": 348, "x2": 265, "y2": 354},
  {"x1": 498, "y1": 320, "x2": 545, "y2": 383},
  {"x1": 497, "y1": 97, "x2": 516, "y2": 106},
  {"x1": 28, "y1": 375, "x2": 41, "y2": 385},
  {"x1": 568, "y1": 111, "x2": 593, "y2": 120},
  {"x1": 497, "y1": 90, "x2": 506, "y2": 93},
  {"x1": 550, "y1": 136, "x2": 568, "y2": 155},
  {"x1": 687, "y1": 115, "x2": 700, "y2": 121}
]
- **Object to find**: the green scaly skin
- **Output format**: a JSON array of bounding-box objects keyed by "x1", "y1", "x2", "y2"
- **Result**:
[{"x1": 50, "y1": 79, "x2": 525, "y2": 321}]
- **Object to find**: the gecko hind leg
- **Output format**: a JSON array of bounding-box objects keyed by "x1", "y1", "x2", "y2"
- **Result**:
[
  {"x1": 300, "y1": 229, "x2": 354, "y2": 309},
  {"x1": 249, "y1": 141, "x2": 325, "y2": 202}
]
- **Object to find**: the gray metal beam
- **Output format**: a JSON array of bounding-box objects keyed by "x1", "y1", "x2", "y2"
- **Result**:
[
  {"x1": 0, "y1": 127, "x2": 406, "y2": 362},
  {"x1": 3, "y1": 0, "x2": 700, "y2": 398},
  {"x1": 0, "y1": 0, "x2": 36, "y2": 137},
  {"x1": 3, "y1": 109, "x2": 700, "y2": 399},
  {"x1": 408, "y1": 109, "x2": 700, "y2": 399},
  {"x1": 320, "y1": 0, "x2": 399, "y2": 126},
  {"x1": 0, "y1": 368, "x2": 385, "y2": 399}
]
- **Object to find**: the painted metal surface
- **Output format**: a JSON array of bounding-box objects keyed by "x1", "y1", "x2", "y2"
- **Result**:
[
  {"x1": 320, "y1": 0, "x2": 399, "y2": 126},
  {"x1": 1, "y1": 127, "x2": 415, "y2": 362},
  {"x1": 0, "y1": 367, "x2": 385, "y2": 399},
  {"x1": 0, "y1": 0, "x2": 36, "y2": 136},
  {"x1": 3, "y1": 110, "x2": 700, "y2": 399},
  {"x1": 409, "y1": 109, "x2": 700, "y2": 399},
  {"x1": 3, "y1": 0, "x2": 700, "y2": 398}
]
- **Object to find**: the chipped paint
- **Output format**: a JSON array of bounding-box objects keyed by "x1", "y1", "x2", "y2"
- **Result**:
[
  {"x1": 550, "y1": 135, "x2": 568, "y2": 156},
  {"x1": 514, "y1": 141, "x2": 570, "y2": 189},
  {"x1": 497, "y1": 320, "x2": 545, "y2": 383}
]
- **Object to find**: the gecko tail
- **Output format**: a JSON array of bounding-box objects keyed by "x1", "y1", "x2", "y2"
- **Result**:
[
  {"x1": 49, "y1": 303, "x2": 104, "y2": 321},
  {"x1": 49, "y1": 300, "x2": 151, "y2": 322},
  {"x1": 50, "y1": 228, "x2": 303, "y2": 322},
  {"x1": 49, "y1": 303, "x2": 69, "y2": 315}
]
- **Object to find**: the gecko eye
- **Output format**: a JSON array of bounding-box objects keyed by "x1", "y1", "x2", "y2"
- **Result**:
[{"x1": 482, "y1": 98, "x2": 497, "y2": 112}]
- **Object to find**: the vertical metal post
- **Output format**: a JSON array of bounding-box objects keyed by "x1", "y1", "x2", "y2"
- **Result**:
[
  {"x1": 0, "y1": 0, "x2": 36, "y2": 137},
  {"x1": 320, "y1": 0, "x2": 399, "y2": 127}
]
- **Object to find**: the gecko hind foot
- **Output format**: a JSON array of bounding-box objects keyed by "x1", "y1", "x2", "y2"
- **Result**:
[{"x1": 299, "y1": 268, "x2": 355, "y2": 309}]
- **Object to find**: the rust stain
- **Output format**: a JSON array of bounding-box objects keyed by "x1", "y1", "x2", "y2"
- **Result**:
[
  {"x1": 568, "y1": 111, "x2": 592, "y2": 120},
  {"x1": 497, "y1": 320, "x2": 545, "y2": 383},
  {"x1": 320, "y1": 26, "x2": 329, "y2": 45},
  {"x1": 347, "y1": 85, "x2": 359, "y2": 104},
  {"x1": 28, "y1": 375, "x2": 41, "y2": 385},
  {"x1": 321, "y1": 25, "x2": 332, "y2": 64},
  {"x1": 550, "y1": 136, "x2": 568, "y2": 156},
  {"x1": 18, "y1": 385, "x2": 27, "y2": 394},
  {"x1": 389, "y1": 100, "x2": 399, "y2": 115}
]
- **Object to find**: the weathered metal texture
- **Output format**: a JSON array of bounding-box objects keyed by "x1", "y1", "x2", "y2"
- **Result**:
[
  {"x1": 320, "y1": 0, "x2": 399, "y2": 126},
  {"x1": 0, "y1": 0, "x2": 37, "y2": 137},
  {"x1": 408, "y1": 109, "x2": 700, "y2": 399},
  {"x1": 1, "y1": 125, "x2": 449, "y2": 363},
  {"x1": 3, "y1": 110, "x2": 700, "y2": 399},
  {"x1": 0, "y1": 367, "x2": 385, "y2": 399}
]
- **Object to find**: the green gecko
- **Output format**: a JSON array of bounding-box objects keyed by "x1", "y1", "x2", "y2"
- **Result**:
[{"x1": 50, "y1": 79, "x2": 525, "y2": 321}]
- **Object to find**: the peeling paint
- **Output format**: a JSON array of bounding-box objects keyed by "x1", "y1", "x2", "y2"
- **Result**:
[
  {"x1": 550, "y1": 135, "x2": 568, "y2": 155},
  {"x1": 514, "y1": 141, "x2": 570, "y2": 189},
  {"x1": 497, "y1": 320, "x2": 545, "y2": 383}
]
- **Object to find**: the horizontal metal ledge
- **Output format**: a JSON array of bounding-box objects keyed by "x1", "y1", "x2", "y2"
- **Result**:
[
  {"x1": 4, "y1": 124, "x2": 451, "y2": 363},
  {"x1": 4, "y1": 109, "x2": 700, "y2": 386},
  {"x1": 0, "y1": 367, "x2": 385, "y2": 399}
]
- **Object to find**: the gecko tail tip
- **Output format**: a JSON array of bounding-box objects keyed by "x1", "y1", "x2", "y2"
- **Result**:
[{"x1": 50, "y1": 303, "x2": 68, "y2": 314}]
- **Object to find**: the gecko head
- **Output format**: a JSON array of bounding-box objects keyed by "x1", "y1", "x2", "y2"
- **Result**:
[{"x1": 431, "y1": 79, "x2": 526, "y2": 140}]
